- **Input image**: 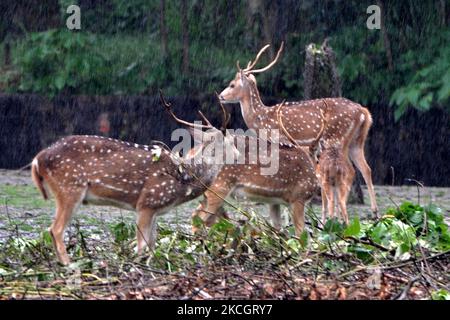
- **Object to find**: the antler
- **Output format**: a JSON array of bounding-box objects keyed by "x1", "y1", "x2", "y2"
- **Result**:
[
  {"x1": 243, "y1": 44, "x2": 271, "y2": 72},
  {"x1": 276, "y1": 100, "x2": 301, "y2": 148},
  {"x1": 246, "y1": 42, "x2": 284, "y2": 74},
  {"x1": 215, "y1": 91, "x2": 231, "y2": 132},
  {"x1": 236, "y1": 60, "x2": 242, "y2": 72},
  {"x1": 159, "y1": 89, "x2": 213, "y2": 130}
]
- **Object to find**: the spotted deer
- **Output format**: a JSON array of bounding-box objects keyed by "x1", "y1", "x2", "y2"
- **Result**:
[
  {"x1": 218, "y1": 43, "x2": 378, "y2": 216},
  {"x1": 170, "y1": 100, "x2": 321, "y2": 236},
  {"x1": 31, "y1": 98, "x2": 234, "y2": 265},
  {"x1": 316, "y1": 139, "x2": 356, "y2": 225}
]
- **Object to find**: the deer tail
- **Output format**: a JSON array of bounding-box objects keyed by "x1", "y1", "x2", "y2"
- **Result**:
[
  {"x1": 355, "y1": 107, "x2": 373, "y2": 147},
  {"x1": 31, "y1": 157, "x2": 48, "y2": 200}
]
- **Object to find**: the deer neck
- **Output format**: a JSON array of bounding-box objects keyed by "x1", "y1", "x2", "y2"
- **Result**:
[
  {"x1": 178, "y1": 152, "x2": 223, "y2": 189},
  {"x1": 239, "y1": 81, "x2": 266, "y2": 130}
]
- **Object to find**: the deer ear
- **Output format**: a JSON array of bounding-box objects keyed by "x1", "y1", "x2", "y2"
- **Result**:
[
  {"x1": 238, "y1": 71, "x2": 245, "y2": 87},
  {"x1": 240, "y1": 72, "x2": 253, "y2": 88},
  {"x1": 187, "y1": 127, "x2": 204, "y2": 144},
  {"x1": 248, "y1": 74, "x2": 257, "y2": 85}
]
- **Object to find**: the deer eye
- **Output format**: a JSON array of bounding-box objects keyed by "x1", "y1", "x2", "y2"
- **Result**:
[{"x1": 230, "y1": 84, "x2": 235, "y2": 88}]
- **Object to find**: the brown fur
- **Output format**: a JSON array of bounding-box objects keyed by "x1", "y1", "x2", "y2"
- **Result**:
[
  {"x1": 31, "y1": 159, "x2": 48, "y2": 200},
  {"x1": 31, "y1": 135, "x2": 217, "y2": 265},
  {"x1": 317, "y1": 143, "x2": 355, "y2": 225},
  {"x1": 219, "y1": 72, "x2": 378, "y2": 215},
  {"x1": 192, "y1": 137, "x2": 319, "y2": 236}
]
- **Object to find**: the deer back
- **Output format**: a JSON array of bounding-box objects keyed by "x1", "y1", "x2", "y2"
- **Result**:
[
  {"x1": 211, "y1": 135, "x2": 318, "y2": 203},
  {"x1": 33, "y1": 135, "x2": 211, "y2": 211}
]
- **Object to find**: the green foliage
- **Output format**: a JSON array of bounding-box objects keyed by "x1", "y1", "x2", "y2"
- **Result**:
[
  {"x1": 343, "y1": 217, "x2": 361, "y2": 237},
  {"x1": 320, "y1": 218, "x2": 345, "y2": 243},
  {"x1": 0, "y1": 199, "x2": 448, "y2": 299},
  {"x1": 110, "y1": 221, "x2": 135, "y2": 244},
  {"x1": 58, "y1": 0, "x2": 157, "y2": 34},
  {"x1": 390, "y1": 37, "x2": 450, "y2": 120},
  {"x1": 152, "y1": 201, "x2": 449, "y2": 271},
  {"x1": 2, "y1": 0, "x2": 448, "y2": 121},
  {"x1": 15, "y1": 29, "x2": 112, "y2": 96},
  {"x1": 431, "y1": 289, "x2": 450, "y2": 300},
  {"x1": 386, "y1": 202, "x2": 450, "y2": 251},
  {"x1": 305, "y1": 202, "x2": 449, "y2": 262}
]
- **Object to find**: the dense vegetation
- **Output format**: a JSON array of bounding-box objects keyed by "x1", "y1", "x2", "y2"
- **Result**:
[
  {"x1": 1, "y1": 183, "x2": 449, "y2": 299},
  {"x1": 0, "y1": 0, "x2": 449, "y2": 119}
]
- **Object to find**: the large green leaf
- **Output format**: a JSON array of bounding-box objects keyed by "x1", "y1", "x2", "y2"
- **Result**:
[{"x1": 344, "y1": 217, "x2": 361, "y2": 237}]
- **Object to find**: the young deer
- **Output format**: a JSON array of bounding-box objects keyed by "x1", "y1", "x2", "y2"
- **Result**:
[
  {"x1": 31, "y1": 96, "x2": 233, "y2": 265},
  {"x1": 218, "y1": 43, "x2": 378, "y2": 216},
  {"x1": 173, "y1": 101, "x2": 321, "y2": 236},
  {"x1": 316, "y1": 140, "x2": 355, "y2": 225}
]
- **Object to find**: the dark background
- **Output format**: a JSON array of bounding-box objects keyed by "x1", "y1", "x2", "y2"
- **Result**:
[
  {"x1": 0, "y1": 93, "x2": 448, "y2": 186},
  {"x1": 0, "y1": 1, "x2": 448, "y2": 186}
]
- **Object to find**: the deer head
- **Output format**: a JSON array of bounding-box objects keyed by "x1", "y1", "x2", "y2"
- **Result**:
[
  {"x1": 219, "y1": 42, "x2": 284, "y2": 104},
  {"x1": 159, "y1": 90, "x2": 239, "y2": 185}
]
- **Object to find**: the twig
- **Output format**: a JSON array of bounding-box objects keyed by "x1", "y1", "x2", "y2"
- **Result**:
[{"x1": 392, "y1": 276, "x2": 420, "y2": 300}]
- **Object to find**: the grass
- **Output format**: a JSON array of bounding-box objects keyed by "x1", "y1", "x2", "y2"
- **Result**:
[{"x1": 0, "y1": 185, "x2": 53, "y2": 209}]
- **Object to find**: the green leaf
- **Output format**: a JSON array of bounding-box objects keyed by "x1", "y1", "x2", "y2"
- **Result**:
[
  {"x1": 210, "y1": 218, "x2": 234, "y2": 234},
  {"x1": 437, "y1": 78, "x2": 450, "y2": 102},
  {"x1": 344, "y1": 217, "x2": 361, "y2": 237},
  {"x1": 286, "y1": 238, "x2": 300, "y2": 253},
  {"x1": 395, "y1": 243, "x2": 411, "y2": 260},
  {"x1": 417, "y1": 93, "x2": 433, "y2": 110},
  {"x1": 347, "y1": 244, "x2": 374, "y2": 263},
  {"x1": 431, "y1": 289, "x2": 450, "y2": 300},
  {"x1": 394, "y1": 104, "x2": 407, "y2": 122},
  {"x1": 41, "y1": 230, "x2": 53, "y2": 247},
  {"x1": 54, "y1": 75, "x2": 65, "y2": 90},
  {"x1": 299, "y1": 230, "x2": 309, "y2": 248},
  {"x1": 192, "y1": 215, "x2": 204, "y2": 229},
  {"x1": 323, "y1": 217, "x2": 345, "y2": 234}
]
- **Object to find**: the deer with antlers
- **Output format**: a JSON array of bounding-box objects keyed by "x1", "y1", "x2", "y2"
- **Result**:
[
  {"x1": 277, "y1": 103, "x2": 354, "y2": 225},
  {"x1": 31, "y1": 94, "x2": 236, "y2": 265},
  {"x1": 218, "y1": 43, "x2": 378, "y2": 216},
  {"x1": 160, "y1": 96, "x2": 320, "y2": 236}
]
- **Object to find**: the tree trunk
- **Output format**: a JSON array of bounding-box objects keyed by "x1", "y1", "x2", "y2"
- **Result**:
[
  {"x1": 181, "y1": 0, "x2": 189, "y2": 74},
  {"x1": 303, "y1": 39, "x2": 365, "y2": 205},
  {"x1": 3, "y1": 39, "x2": 11, "y2": 67},
  {"x1": 439, "y1": 0, "x2": 446, "y2": 27},
  {"x1": 160, "y1": 0, "x2": 168, "y2": 60},
  {"x1": 377, "y1": 0, "x2": 394, "y2": 71}
]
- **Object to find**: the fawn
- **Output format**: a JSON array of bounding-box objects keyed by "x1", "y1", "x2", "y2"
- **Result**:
[{"x1": 316, "y1": 140, "x2": 355, "y2": 225}]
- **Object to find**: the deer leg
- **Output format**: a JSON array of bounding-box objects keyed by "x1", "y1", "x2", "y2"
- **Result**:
[
  {"x1": 322, "y1": 181, "x2": 335, "y2": 221},
  {"x1": 336, "y1": 183, "x2": 350, "y2": 225},
  {"x1": 50, "y1": 190, "x2": 85, "y2": 265},
  {"x1": 349, "y1": 145, "x2": 378, "y2": 216},
  {"x1": 194, "y1": 188, "x2": 229, "y2": 229},
  {"x1": 269, "y1": 204, "x2": 282, "y2": 230},
  {"x1": 136, "y1": 208, "x2": 157, "y2": 254},
  {"x1": 290, "y1": 201, "x2": 305, "y2": 236}
]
